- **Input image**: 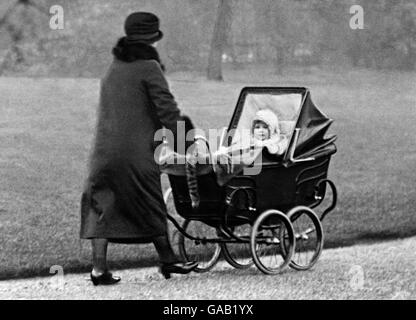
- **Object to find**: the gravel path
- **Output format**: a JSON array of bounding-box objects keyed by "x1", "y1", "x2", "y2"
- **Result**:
[{"x1": 1, "y1": 237, "x2": 415, "y2": 300}]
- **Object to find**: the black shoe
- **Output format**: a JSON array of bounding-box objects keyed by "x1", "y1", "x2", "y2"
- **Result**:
[
  {"x1": 160, "y1": 261, "x2": 198, "y2": 279},
  {"x1": 90, "y1": 271, "x2": 121, "y2": 286}
]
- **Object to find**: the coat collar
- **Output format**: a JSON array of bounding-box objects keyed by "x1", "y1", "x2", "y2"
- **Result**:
[{"x1": 112, "y1": 37, "x2": 165, "y2": 71}]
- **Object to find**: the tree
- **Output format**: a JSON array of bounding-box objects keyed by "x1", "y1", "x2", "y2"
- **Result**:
[
  {"x1": 207, "y1": 0, "x2": 233, "y2": 80},
  {"x1": 0, "y1": 0, "x2": 48, "y2": 74},
  {"x1": 395, "y1": 1, "x2": 416, "y2": 70},
  {"x1": 269, "y1": 1, "x2": 289, "y2": 74}
]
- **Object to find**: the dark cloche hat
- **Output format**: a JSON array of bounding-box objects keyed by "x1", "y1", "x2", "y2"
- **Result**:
[{"x1": 124, "y1": 12, "x2": 163, "y2": 44}]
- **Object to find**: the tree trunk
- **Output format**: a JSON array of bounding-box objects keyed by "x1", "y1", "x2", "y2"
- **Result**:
[
  {"x1": 405, "y1": 40, "x2": 416, "y2": 71},
  {"x1": 207, "y1": 0, "x2": 233, "y2": 81},
  {"x1": 273, "y1": 45, "x2": 285, "y2": 75}
]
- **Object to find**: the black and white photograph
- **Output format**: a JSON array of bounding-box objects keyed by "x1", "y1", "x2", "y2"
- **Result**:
[{"x1": 0, "y1": 0, "x2": 415, "y2": 304}]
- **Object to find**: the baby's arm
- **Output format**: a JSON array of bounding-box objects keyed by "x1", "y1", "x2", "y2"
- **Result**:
[
  {"x1": 276, "y1": 135, "x2": 289, "y2": 155},
  {"x1": 263, "y1": 135, "x2": 289, "y2": 155}
]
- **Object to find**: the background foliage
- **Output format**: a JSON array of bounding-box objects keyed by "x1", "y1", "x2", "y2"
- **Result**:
[{"x1": 0, "y1": 0, "x2": 415, "y2": 77}]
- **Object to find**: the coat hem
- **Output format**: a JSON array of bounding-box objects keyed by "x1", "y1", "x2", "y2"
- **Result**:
[{"x1": 80, "y1": 232, "x2": 165, "y2": 244}]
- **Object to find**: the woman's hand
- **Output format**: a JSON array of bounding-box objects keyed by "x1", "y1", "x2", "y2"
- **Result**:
[{"x1": 213, "y1": 148, "x2": 232, "y2": 165}]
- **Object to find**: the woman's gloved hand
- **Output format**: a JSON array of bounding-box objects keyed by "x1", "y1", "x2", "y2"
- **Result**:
[{"x1": 213, "y1": 147, "x2": 232, "y2": 166}]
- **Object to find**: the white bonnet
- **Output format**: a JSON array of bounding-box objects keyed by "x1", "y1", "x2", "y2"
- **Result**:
[{"x1": 252, "y1": 109, "x2": 280, "y2": 135}]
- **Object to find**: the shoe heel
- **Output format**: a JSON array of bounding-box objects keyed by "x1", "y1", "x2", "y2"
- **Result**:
[
  {"x1": 159, "y1": 265, "x2": 172, "y2": 279},
  {"x1": 90, "y1": 274, "x2": 99, "y2": 286},
  {"x1": 90, "y1": 271, "x2": 120, "y2": 286}
]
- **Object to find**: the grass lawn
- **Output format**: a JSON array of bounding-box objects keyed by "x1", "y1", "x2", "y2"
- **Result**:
[
  {"x1": 1, "y1": 236, "x2": 415, "y2": 299},
  {"x1": 0, "y1": 66, "x2": 415, "y2": 279}
]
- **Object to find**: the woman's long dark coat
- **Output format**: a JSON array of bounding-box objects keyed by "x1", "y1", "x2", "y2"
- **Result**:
[{"x1": 80, "y1": 49, "x2": 184, "y2": 243}]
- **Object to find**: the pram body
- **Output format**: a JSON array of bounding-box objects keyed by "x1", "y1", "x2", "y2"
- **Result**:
[{"x1": 160, "y1": 87, "x2": 337, "y2": 274}]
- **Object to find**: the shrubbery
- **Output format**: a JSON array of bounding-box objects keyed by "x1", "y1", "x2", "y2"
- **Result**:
[{"x1": 0, "y1": 0, "x2": 414, "y2": 77}]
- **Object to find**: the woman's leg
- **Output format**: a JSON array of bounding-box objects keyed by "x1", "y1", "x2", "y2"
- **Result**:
[
  {"x1": 154, "y1": 232, "x2": 198, "y2": 279},
  {"x1": 90, "y1": 238, "x2": 121, "y2": 285},
  {"x1": 152, "y1": 233, "x2": 178, "y2": 264},
  {"x1": 92, "y1": 238, "x2": 109, "y2": 274}
]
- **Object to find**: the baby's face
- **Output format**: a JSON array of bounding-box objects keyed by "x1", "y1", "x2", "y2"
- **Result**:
[{"x1": 253, "y1": 122, "x2": 270, "y2": 141}]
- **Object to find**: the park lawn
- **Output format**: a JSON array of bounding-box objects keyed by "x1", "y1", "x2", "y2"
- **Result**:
[
  {"x1": 0, "y1": 66, "x2": 415, "y2": 279},
  {"x1": 1, "y1": 234, "x2": 415, "y2": 299}
]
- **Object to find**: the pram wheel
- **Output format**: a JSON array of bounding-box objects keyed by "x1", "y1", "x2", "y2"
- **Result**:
[
  {"x1": 282, "y1": 206, "x2": 323, "y2": 271},
  {"x1": 250, "y1": 210, "x2": 295, "y2": 275},
  {"x1": 220, "y1": 223, "x2": 253, "y2": 269},
  {"x1": 178, "y1": 220, "x2": 221, "y2": 273}
]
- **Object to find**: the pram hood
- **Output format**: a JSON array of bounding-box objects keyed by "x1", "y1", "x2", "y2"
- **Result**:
[{"x1": 225, "y1": 87, "x2": 336, "y2": 167}]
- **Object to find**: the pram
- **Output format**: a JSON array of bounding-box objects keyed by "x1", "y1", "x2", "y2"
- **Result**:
[{"x1": 160, "y1": 87, "x2": 337, "y2": 275}]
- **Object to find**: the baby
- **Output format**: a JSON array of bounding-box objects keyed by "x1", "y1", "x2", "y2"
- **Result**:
[
  {"x1": 212, "y1": 108, "x2": 288, "y2": 173},
  {"x1": 250, "y1": 109, "x2": 288, "y2": 155}
]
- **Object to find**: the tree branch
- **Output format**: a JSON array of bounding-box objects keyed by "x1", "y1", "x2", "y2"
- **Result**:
[
  {"x1": 24, "y1": 0, "x2": 49, "y2": 16},
  {"x1": 0, "y1": 1, "x2": 20, "y2": 29}
]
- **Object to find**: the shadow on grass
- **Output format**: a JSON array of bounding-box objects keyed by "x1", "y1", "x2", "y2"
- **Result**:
[
  {"x1": 324, "y1": 230, "x2": 416, "y2": 248},
  {"x1": 0, "y1": 257, "x2": 160, "y2": 281},
  {"x1": 1, "y1": 231, "x2": 415, "y2": 281}
]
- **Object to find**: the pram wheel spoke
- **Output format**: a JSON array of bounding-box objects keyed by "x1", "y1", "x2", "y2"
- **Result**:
[
  {"x1": 250, "y1": 210, "x2": 295, "y2": 275},
  {"x1": 178, "y1": 220, "x2": 221, "y2": 273},
  {"x1": 282, "y1": 206, "x2": 323, "y2": 271}
]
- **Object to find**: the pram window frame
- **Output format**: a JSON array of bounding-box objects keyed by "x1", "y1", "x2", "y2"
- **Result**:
[{"x1": 223, "y1": 87, "x2": 309, "y2": 164}]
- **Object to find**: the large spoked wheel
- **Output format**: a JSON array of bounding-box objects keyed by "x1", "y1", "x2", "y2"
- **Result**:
[
  {"x1": 178, "y1": 220, "x2": 222, "y2": 273},
  {"x1": 281, "y1": 206, "x2": 324, "y2": 271},
  {"x1": 220, "y1": 223, "x2": 253, "y2": 269},
  {"x1": 250, "y1": 210, "x2": 295, "y2": 275}
]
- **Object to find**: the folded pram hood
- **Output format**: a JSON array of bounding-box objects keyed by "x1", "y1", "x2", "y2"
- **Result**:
[{"x1": 286, "y1": 89, "x2": 336, "y2": 163}]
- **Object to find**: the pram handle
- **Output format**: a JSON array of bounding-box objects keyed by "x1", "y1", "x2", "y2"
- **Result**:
[
  {"x1": 193, "y1": 135, "x2": 211, "y2": 154},
  {"x1": 193, "y1": 134, "x2": 220, "y2": 169}
]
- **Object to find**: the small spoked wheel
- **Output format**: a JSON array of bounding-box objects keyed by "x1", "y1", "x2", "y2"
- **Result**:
[
  {"x1": 220, "y1": 223, "x2": 253, "y2": 269},
  {"x1": 281, "y1": 206, "x2": 324, "y2": 271},
  {"x1": 250, "y1": 210, "x2": 295, "y2": 275},
  {"x1": 178, "y1": 220, "x2": 222, "y2": 273}
]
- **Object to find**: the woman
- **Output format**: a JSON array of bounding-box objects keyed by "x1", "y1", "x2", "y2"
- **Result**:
[{"x1": 80, "y1": 12, "x2": 197, "y2": 285}]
